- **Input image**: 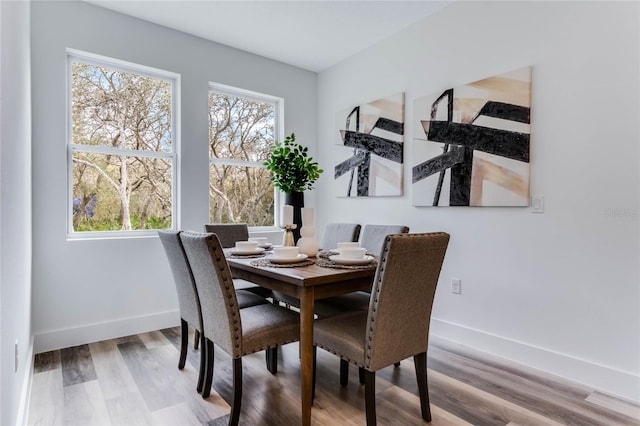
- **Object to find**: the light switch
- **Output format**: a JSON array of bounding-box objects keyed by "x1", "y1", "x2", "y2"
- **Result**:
[{"x1": 532, "y1": 196, "x2": 544, "y2": 213}]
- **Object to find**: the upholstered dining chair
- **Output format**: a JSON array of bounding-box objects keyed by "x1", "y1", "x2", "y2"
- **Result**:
[
  {"x1": 272, "y1": 222, "x2": 368, "y2": 319},
  {"x1": 203, "y1": 223, "x2": 250, "y2": 247},
  {"x1": 318, "y1": 224, "x2": 410, "y2": 384},
  {"x1": 320, "y1": 222, "x2": 362, "y2": 250},
  {"x1": 203, "y1": 223, "x2": 273, "y2": 299},
  {"x1": 180, "y1": 231, "x2": 300, "y2": 425},
  {"x1": 312, "y1": 232, "x2": 450, "y2": 426},
  {"x1": 359, "y1": 224, "x2": 410, "y2": 256},
  {"x1": 158, "y1": 230, "x2": 269, "y2": 393},
  {"x1": 273, "y1": 223, "x2": 360, "y2": 315}
]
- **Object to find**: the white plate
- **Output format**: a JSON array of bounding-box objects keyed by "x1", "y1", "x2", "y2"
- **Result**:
[
  {"x1": 328, "y1": 248, "x2": 362, "y2": 254},
  {"x1": 258, "y1": 243, "x2": 273, "y2": 250},
  {"x1": 329, "y1": 255, "x2": 374, "y2": 266},
  {"x1": 267, "y1": 253, "x2": 308, "y2": 264},
  {"x1": 230, "y1": 247, "x2": 265, "y2": 256}
]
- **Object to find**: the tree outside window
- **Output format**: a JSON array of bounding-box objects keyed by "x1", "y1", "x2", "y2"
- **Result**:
[
  {"x1": 208, "y1": 86, "x2": 280, "y2": 227},
  {"x1": 69, "y1": 53, "x2": 177, "y2": 234}
]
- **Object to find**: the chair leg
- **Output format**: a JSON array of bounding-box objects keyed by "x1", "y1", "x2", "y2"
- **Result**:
[
  {"x1": 364, "y1": 369, "x2": 377, "y2": 426},
  {"x1": 359, "y1": 367, "x2": 365, "y2": 385},
  {"x1": 178, "y1": 319, "x2": 188, "y2": 369},
  {"x1": 194, "y1": 329, "x2": 200, "y2": 350},
  {"x1": 229, "y1": 358, "x2": 243, "y2": 426},
  {"x1": 394, "y1": 362, "x2": 400, "y2": 368},
  {"x1": 266, "y1": 347, "x2": 278, "y2": 374},
  {"x1": 201, "y1": 339, "x2": 215, "y2": 398},
  {"x1": 196, "y1": 331, "x2": 206, "y2": 393},
  {"x1": 340, "y1": 359, "x2": 349, "y2": 387},
  {"x1": 414, "y1": 352, "x2": 431, "y2": 422}
]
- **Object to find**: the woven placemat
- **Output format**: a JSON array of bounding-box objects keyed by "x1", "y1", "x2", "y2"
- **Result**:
[
  {"x1": 226, "y1": 253, "x2": 266, "y2": 259},
  {"x1": 317, "y1": 250, "x2": 337, "y2": 259},
  {"x1": 318, "y1": 250, "x2": 375, "y2": 259},
  {"x1": 250, "y1": 258, "x2": 315, "y2": 268},
  {"x1": 316, "y1": 258, "x2": 378, "y2": 270}
]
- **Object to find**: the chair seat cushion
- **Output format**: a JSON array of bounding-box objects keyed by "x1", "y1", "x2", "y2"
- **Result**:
[
  {"x1": 272, "y1": 291, "x2": 299, "y2": 308},
  {"x1": 236, "y1": 289, "x2": 268, "y2": 309},
  {"x1": 233, "y1": 279, "x2": 273, "y2": 299},
  {"x1": 272, "y1": 291, "x2": 370, "y2": 318},
  {"x1": 233, "y1": 278, "x2": 260, "y2": 291},
  {"x1": 314, "y1": 292, "x2": 370, "y2": 317},
  {"x1": 314, "y1": 310, "x2": 368, "y2": 367},
  {"x1": 240, "y1": 304, "x2": 300, "y2": 356}
]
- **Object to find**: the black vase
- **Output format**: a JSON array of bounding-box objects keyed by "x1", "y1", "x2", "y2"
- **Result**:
[{"x1": 285, "y1": 191, "x2": 304, "y2": 243}]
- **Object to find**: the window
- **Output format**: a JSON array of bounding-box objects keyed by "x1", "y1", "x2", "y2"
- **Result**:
[
  {"x1": 208, "y1": 84, "x2": 282, "y2": 228},
  {"x1": 68, "y1": 51, "x2": 178, "y2": 237}
]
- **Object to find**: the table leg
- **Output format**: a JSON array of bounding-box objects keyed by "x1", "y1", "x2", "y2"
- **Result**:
[{"x1": 299, "y1": 287, "x2": 315, "y2": 426}]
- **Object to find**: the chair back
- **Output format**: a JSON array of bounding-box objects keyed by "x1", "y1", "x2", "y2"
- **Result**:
[
  {"x1": 180, "y1": 231, "x2": 242, "y2": 358},
  {"x1": 365, "y1": 232, "x2": 449, "y2": 371},
  {"x1": 203, "y1": 223, "x2": 250, "y2": 248},
  {"x1": 359, "y1": 224, "x2": 409, "y2": 256},
  {"x1": 321, "y1": 223, "x2": 361, "y2": 249},
  {"x1": 157, "y1": 230, "x2": 202, "y2": 329}
]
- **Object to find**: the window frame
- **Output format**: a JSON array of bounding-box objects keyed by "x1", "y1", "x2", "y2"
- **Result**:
[
  {"x1": 208, "y1": 82, "x2": 284, "y2": 232},
  {"x1": 66, "y1": 49, "x2": 181, "y2": 240}
]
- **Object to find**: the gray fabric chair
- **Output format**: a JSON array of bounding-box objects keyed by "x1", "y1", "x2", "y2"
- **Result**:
[
  {"x1": 157, "y1": 230, "x2": 206, "y2": 393},
  {"x1": 318, "y1": 224, "x2": 411, "y2": 386},
  {"x1": 180, "y1": 231, "x2": 300, "y2": 426},
  {"x1": 314, "y1": 225, "x2": 410, "y2": 347},
  {"x1": 359, "y1": 224, "x2": 410, "y2": 256},
  {"x1": 312, "y1": 232, "x2": 450, "y2": 425},
  {"x1": 158, "y1": 230, "x2": 268, "y2": 393},
  {"x1": 272, "y1": 222, "x2": 369, "y2": 319},
  {"x1": 203, "y1": 223, "x2": 273, "y2": 299},
  {"x1": 203, "y1": 223, "x2": 250, "y2": 247},
  {"x1": 320, "y1": 222, "x2": 362, "y2": 250}
]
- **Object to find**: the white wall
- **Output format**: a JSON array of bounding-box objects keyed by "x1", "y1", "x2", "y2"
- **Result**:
[
  {"x1": 30, "y1": 2, "x2": 316, "y2": 352},
  {"x1": 317, "y1": 1, "x2": 639, "y2": 402},
  {"x1": 1, "y1": 1, "x2": 32, "y2": 424}
]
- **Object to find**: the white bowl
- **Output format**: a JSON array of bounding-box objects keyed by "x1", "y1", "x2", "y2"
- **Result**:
[
  {"x1": 272, "y1": 246, "x2": 300, "y2": 258},
  {"x1": 339, "y1": 247, "x2": 367, "y2": 259},
  {"x1": 249, "y1": 237, "x2": 267, "y2": 244},
  {"x1": 235, "y1": 241, "x2": 258, "y2": 251},
  {"x1": 337, "y1": 241, "x2": 359, "y2": 250}
]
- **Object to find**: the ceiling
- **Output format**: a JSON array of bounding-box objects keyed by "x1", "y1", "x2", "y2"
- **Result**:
[{"x1": 84, "y1": 1, "x2": 452, "y2": 72}]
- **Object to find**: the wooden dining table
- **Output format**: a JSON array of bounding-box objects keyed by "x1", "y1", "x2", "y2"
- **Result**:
[{"x1": 226, "y1": 254, "x2": 376, "y2": 426}]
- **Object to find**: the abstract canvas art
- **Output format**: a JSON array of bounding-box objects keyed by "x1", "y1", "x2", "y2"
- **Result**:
[
  {"x1": 412, "y1": 67, "x2": 532, "y2": 206},
  {"x1": 334, "y1": 93, "x2": 404, "y2": 197}
]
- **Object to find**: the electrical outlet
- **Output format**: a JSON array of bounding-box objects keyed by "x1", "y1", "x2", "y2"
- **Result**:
[
  {"x1": 451, "y1": 278, "x2": 462, "y2": 295},
  {"x1": 15, "y1": 340, "x2": 19, "y2": 372}
]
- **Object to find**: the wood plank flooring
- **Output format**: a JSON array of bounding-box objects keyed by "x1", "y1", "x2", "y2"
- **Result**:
[{"x1": 27, "y1": 327, "x2": 640, "y2": 425}]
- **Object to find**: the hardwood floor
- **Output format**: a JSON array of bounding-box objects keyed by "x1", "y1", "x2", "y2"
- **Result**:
[{"x1": 27, "y1": 327, "x2": 640, "y2": 425}]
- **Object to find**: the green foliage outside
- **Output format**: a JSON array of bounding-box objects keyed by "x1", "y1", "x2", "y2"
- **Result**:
[
  {"x1": 71, "y1": 60, "x2": 174, "y2": 232},
  {"x1": 208, "y1": 92, "x2": 277, "y2": 227},
  {"x1": 72, "y1": 61, "x2": 283, "y2": 232},
  {"x1": 75, "y1": 215, "x2": 172, "y2": 232}
]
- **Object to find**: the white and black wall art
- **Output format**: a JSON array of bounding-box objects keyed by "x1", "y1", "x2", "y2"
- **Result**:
[
  {"x1": 334, "y1": 93, "x2": 405, "y2": 197},
  {"x1": 412, "y1": 67, "x2": 532, "y2": 207}
]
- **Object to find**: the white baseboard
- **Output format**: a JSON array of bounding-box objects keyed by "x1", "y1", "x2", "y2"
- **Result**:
[
  {"x1": 29, "y1": 313, "x2": 640, "y2": 404},
  {"x1": 430, "y1": 317, "x2": 640, "y2": 404},
  {"x1": 16, "y1": 335, "x2": 34, "y2": 426},
  {"x1": 33, "y1": 310, "x2": 180, "y2": 353}
]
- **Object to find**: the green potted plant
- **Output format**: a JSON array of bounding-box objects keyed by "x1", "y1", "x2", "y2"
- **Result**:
[{"x1": 264, "y1": 133, "x2": 323, "y2": 241}]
